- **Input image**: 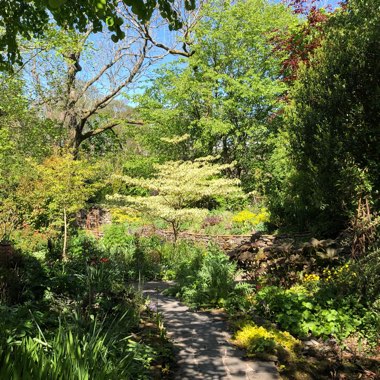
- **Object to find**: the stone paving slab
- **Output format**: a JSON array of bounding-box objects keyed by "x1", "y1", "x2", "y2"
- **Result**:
[{"x1": 142, "y1": 281, "x2": 280, "y2": 380}]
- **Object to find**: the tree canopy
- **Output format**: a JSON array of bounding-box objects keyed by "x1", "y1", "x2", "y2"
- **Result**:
[
  {"x1": 136, "y1": 0, "x2": 297, "y2": 191},
  {"x1": 0, "y1": 0, "x2": 196, "y2": 70}
]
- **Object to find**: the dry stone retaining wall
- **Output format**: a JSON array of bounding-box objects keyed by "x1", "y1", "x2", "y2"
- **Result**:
[
  {"x1": 77, "y1": 207, "x2": 315, "y2": 253},
  {"x1": 153, "y1": 230, "x2": 252, "y2": 251},
  {"x1": 144, "y1": 229, "x2": 309, "y2": 252}
]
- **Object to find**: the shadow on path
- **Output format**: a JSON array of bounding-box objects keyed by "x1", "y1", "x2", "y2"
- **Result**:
[{"x1": 142, "y1": 281, "x2": 279, "y2": 380}]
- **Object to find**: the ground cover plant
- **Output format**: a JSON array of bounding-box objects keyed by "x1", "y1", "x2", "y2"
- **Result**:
[{"x1": 229, "y1": 251, "x2": 380, "y2": 379}]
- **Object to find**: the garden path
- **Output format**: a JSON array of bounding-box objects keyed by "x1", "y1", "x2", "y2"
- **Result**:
[{"x1": 142, "y1": 281, "x2": 279, "y2": 380}]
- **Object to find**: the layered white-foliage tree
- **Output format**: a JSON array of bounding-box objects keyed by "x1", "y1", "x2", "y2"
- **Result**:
[{"x1": 111, "y1": 156, "x2": 244, "y2": 241}]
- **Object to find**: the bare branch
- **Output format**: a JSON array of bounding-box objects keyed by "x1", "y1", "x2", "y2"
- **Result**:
[
  {"x1": 81, "y1": 119, "x2": 144, "y2": 140},
  {"x1": 79, "y1": 50, "x2": 127, "y2": 98},
  {"x1": 81, "y1": 38, "x2": 149, "y2": 121},
  {"x1": 142, "y1": 25, "x2": 194, "y2": 57}
]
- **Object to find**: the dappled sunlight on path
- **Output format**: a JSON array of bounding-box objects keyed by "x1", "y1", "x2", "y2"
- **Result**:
[{"x1": 143, "y1": 281, "x2": 279, "y2": 380}]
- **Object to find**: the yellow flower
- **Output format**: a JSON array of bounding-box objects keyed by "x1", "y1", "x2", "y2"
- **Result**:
[
  {"x1": 232, "y1": 208, "x2": 270, "y2": 225},
  {"x1": 233, "y1": 323, "x2": 300, "y2": 359},
  {"x1": 303, "y1": 273, "x2": 320, "y2": 282}
]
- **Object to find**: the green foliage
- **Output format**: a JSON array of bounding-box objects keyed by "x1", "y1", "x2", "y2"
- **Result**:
[
  {"x1": 0, "y1": 315, "x2": 154, "y2": 380},
  {"x1": 0, "y1": 75, "x2": 60, "y2": 241},
  {"x1": 253, "y1": 280, "x2": 370, "y2": 344},
  {"x1": 181, "y1": 249, "x2": 236, "y2": 307},
  {"x1": 320, "y1": 250, "x2": 380, "y2": 347},
  {"x1": 154, "y1": 239, "x2": 205, "y2": 281},
  {"x1": 1, "y1": 0, "x2": 380, "y2": 374},
  {"x1": 125, "y1": 236, "x2": 163, "y2": 281},
  {"x1": 0, "y1": 75, "x2": 61, "y2": 159},
  {"x1": 224, "y1": 282, "x2": 254, "y2": 315},
  {"x1": 359, "y1": 310, "x2": 380, "y2": 351},
  {"x1": 0, "y1": 0, "x2": 194, "y2": 70},
  {"x1": 30, "y1": 153, "x2": 102, "y2": 258},
  {"x1": 248, "y1": 256, "x2": 380, "y2": 351},
  {"x1": 164, "y1": 244, "x2": 240, "y2": 308},
  {"x1": 101, "y1": 231, "x2": 163, "y2": 281},
  {"x1": 0, "y1": 232, "x2": 169, "y2": 379},
  {"x1": 353, "y1": 249, "x2": 380, "y2": 307},
  {"x1": 102, "y1": 224, "x2": 136, "y2": 257},
  {"x1": 68, "y1": 231, "x2": 101, "y2": 258},
  {"x1": 11, "y1": 227, "x2": 49, "y2": 256},
  {"x1": 122, "y1": 155, "x2": 159, "y2": 180},
  {"x1": 272, "y1": 0, "x2": 380, "y2": 233},
  {"x1": 136, "y1": 0, "x2": 297, "y2": 192},
  {"x1": 0, "y1": 245, "x2": 46, "y2": 305},
  {"x1": 33, "y1": 153, "x2": 100, "y2": 223}
]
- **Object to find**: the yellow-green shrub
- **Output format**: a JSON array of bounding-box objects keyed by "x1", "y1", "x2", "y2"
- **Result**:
[
  {"x1": 233, "y1": 323, "x2": 300, "y2": 361},
  {"x1": 232, "y1": 208, "x2": 269, "y2": 226},
  {"x1": 110, "y1": 207, "x2": 142, "y2": 224}
]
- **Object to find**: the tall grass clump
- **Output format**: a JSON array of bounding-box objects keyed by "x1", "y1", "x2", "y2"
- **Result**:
[{"x1": 0, "y1": 313, "x2": 154, "y2": 380}]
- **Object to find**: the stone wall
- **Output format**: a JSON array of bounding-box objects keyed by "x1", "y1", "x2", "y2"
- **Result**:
[
  {"x1": 226, "y1": 232, "x2": 349, "y2": 285},
  {"x1": 153, "y1": 230, "x2": 253, "y2": 251},
  {"x1": 77, "y1": 207, "x2": 111, "y2": 237},
  {"x1": 141, "y1": 229, "x2": 311, "y2": 252},
  {"x1": 77, "y1": 207, "x2": 312, "y2": 253}
]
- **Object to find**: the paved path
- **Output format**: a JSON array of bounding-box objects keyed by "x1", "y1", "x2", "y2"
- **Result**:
[{"x1": 142, "y1": 281, "x2": 279, "y2": 380}]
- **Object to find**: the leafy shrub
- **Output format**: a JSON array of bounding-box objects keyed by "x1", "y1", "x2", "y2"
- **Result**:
[
  {"x1": 232, "y1": 208, "x2": 270, "y2": 233},
  {"x1": 159, "y1": 242, "x2": 256, "y2": 310},
  {"x1": 234, "y1": 323, "x2": 300, "y2": 361},
  {"x1": 161, "y1": 241, "x2": 205, "y2": 287},
  {"x1": 0, "y1": 243, "x2": 47, "y2": 304},
  {"x1": 11, "y1": 225, "x2": 49, "y2": 255},
  {"x1": 46, "y1": 253, "x2": 143, "y2": 318},
  {"x1": 131, "y1": 236, "x2": 166, "y2": 280},
  {"x1": 101, "y1": 224, "x2": 135, "y2": 257},
  {"x1": 254, "y1": 284, "x2": 363, "y2": 342},
  {"x1": 18, "y1": 253, "x2": 47, "y2": 302},
  {"x1": 224, "y1": 281, "x2": 254, "y2": 314},
  {"x1": 359, "y1": 310, "x2": 380, "y2": 351},
  {"x1": 0, "y1": 231, "x2": 168, "y2": 379},
  {"x1": 352, "y1": 249, "x2": 380, "y2": 307},
  {"x1": 67, "y1": 231, "x2": 103, "y2": 259},
  {"x1": 183, "y1": 249, "x2": 236, "y2": 307},
  {"x1": 164, "y1": 245, "x2": 238, "y2": 308},
  {"x1": 101, "y1": 228, "x2": 164, "y2": 280},
  {"x1": 0, "y1": 243, "x2": 24, "y2": 304}
]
